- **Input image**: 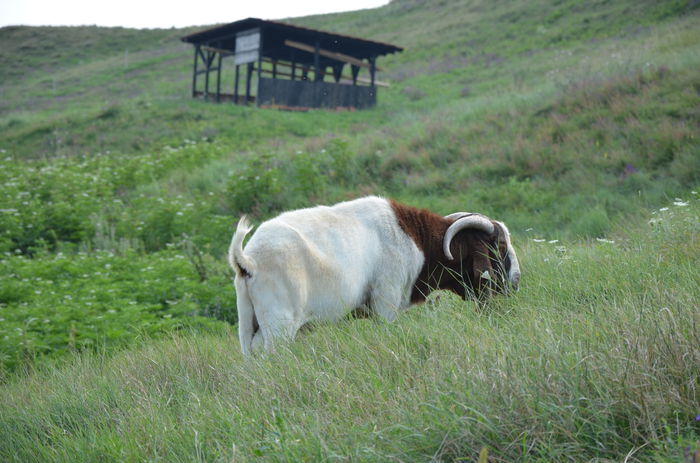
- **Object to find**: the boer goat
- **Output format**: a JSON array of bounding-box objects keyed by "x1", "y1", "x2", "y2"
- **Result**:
[{"x1": 228, "y1": 196, "x2": 520, "y2": 354}]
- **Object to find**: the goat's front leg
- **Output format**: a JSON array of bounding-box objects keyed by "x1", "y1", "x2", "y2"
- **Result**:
[{"x1": 369, "y1": 284, "x2": 404, "y2": 322}]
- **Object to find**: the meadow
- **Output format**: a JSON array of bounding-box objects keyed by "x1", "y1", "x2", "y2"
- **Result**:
[{"x1": 0, "y1": 0, "x2": 699, "y2": 460}]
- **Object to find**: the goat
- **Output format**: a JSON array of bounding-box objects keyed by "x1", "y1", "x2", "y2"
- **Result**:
[{"x1": 228, "y1": 196, "x2": 520, "y2": 354}]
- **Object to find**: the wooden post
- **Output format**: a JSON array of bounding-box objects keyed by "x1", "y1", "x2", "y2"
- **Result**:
[
  {"x1": 369, "y1": 56, "x2": 376, "y2": 87},
  {"x1": 272, "y1": 60, "x2": 277, "y2": 79},
  {"x1": 192, "y1": 46, "x2": 199, "y2": 97},
  {"x1": 291, "y1": 51, "x2": 296, "y2": 80},
  {"x1": 246, "y1": 62, "x2": 253, "y2": 105},
  {"x1": 234, "y1": 64, "x2": 240, "y2": 104},
  {"x1": 204, "y1": 50, "x2": 211, "y2": 100},
  {"x1": 333, "y1": 63, "x2": 344, "y2": 83},
  {"x1": 351, "y1": 64, "x2": 360, "y2": 86},
  {"x1": 216, "y1": 52, "x2": 222, "y2": 103},
  {"x1": 314, "y1": 41, "x2": 321, "y2": 82},
  {"x1": 256, "y1": 50, "x2": 262, "y2": 107}
]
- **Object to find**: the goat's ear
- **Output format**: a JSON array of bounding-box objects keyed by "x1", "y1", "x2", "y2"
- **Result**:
[
  {"x1": 490, "y1": 222, "x2": 511, "y2": 261},
  {"x1": 471, "y1": 241, "x2": 494, "y2": 299}
]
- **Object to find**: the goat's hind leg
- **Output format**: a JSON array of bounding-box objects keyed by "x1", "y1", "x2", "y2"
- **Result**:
[
  {"x1": 256, "y1": 313, "x2": 299, "y2": 352},
  {"x1": 250, "y1": 293, "x2": 301, "y2": 353},
  {"x1": 249, "y1": 316, "x2": 297, "y2": 353}
]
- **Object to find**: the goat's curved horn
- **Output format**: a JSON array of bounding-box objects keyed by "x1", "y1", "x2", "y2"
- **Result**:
[
  {"x1": 443, "y1": 215, "x2": 494, "y2": 260},
  {"x1": 444, "y1": 212, "x2": 476, "y2": 221}
]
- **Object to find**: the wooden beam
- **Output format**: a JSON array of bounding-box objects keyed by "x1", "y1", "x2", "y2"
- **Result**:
[
  {"x1": 284, "y1": 39, "x2": 383, "y2": 71},
  {"x1": 201, "y1": 45, "x2": 234, "y2": 56},
  {"x1": 196, "y1": 68, "x2": 220, "y2": 75},
  {"x1": 356, "y1": 76, "x2": 389, "y2": 88},
  {"x1": 253, "y1": 63, "x2": 390, "y2": 88}
]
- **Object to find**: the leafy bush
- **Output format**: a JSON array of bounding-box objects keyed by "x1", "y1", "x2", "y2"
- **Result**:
[
  {"x1": 571, "y1": 206, "x2": 611, "y2": 237},
  {"x1": 0, "y1": 249, "x2": 233, "y2": 375},
  {"x1": 226, "y1": 153, "x2": 286, "y2": 216},
  {"x1": 225, "y1": 139, "x2": 366, "y2": 216}
]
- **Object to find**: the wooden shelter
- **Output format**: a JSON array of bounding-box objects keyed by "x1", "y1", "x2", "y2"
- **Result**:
[{"x1": 181, "y1": 18, "x2": 402, "y2": 110}]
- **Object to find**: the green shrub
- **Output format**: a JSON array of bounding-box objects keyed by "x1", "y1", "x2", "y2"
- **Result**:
[
  {"x1": 226, "y1": 154, "x2": 286, "y2": 216},
  {"x1": 572, "y1": 206, "x2": 611, "y2": 238}
]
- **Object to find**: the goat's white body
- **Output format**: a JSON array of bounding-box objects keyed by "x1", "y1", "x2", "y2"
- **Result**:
[{"x1": 231, "y1": 196, "x2": 424, "y2": 355}]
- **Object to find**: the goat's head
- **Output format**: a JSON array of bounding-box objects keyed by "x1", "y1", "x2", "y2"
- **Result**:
[{"x1": 441, "y1": 212, "x2": 521, "y2": 298}]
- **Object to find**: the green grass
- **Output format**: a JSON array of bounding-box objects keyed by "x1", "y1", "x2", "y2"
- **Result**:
[
  {"x1": 0, "y1": 0, "x2": 699, "y2": 459},
  {"x1": 0, "y1": 197, "x2": 697, "y2": 461},
  {"x1": 0, "y1": 0, "x2": 697, "y2": 374}
]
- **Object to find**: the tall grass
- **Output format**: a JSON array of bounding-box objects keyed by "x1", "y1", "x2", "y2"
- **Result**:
[
  {"x1": 1, "y1": 2, "x2": 699, "y2": 458},
  {"x1": 1, "y1": 198, "x2": 697, "y2": 462}
]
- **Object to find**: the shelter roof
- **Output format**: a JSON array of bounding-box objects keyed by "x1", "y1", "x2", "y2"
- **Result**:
[{"x1": 180, "y1": 18, "x2": 403, "y2": 63}]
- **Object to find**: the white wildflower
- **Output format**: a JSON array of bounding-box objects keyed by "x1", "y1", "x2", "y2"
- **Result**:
[
  {"x1": 659, "y1": 207, "x2": 669, "y2": 212},
  {"x1": 673, "y1": 201, "x2": 688, "y2": 207},
  {"x1": 532, "y1": 238, "x2": 546, "y2": 243},
  {"x1": 596, "y1": 238, "x2": 615, "y2": 244}
]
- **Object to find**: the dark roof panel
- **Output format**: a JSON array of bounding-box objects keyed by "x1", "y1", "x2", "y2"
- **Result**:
[{"x1": 181, "y1": 17, "x2": 403, "y2": 61}]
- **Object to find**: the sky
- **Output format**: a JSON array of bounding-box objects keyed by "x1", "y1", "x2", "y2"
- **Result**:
[{"x1": 0, "y1": 0, "x2": 390, "y2": 29}]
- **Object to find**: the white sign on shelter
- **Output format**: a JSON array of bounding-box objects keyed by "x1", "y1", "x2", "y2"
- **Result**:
[{"x1": 235, "y1": 29, "x2": 261, "y2": 65}]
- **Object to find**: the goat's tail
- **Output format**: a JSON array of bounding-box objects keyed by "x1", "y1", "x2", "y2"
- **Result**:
[
  {"x1": 228, "y1": 216, "x2": 255, "y2": 278},
  {"x1": 229, "y1": 216, "x2": 257, "y2": 356}
]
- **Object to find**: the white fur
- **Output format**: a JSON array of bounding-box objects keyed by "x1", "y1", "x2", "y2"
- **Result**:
[
  {"x1": 495, "y1": 220, "x2": 520, "y2": 288},
  {"x1": 228, "y1": 196, "x2": 424, "y2": 355}
]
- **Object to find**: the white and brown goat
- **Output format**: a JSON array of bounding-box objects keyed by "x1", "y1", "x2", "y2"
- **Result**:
[{"x1": 229, "y1": 196, "x2": 520, "y2": 354}]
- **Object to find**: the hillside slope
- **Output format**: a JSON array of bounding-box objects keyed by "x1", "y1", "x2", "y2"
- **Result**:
[
  {"x1": 1, "y1": 0, "x2": 698, "y2": 368},
  {"x1": 0, "y1": 0, "x2": 699, "y2": 460},
  {"x1": 1, "y1": 195, "x2": 698, "y2": 461}
]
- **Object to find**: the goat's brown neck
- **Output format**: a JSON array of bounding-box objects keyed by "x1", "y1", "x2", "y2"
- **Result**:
[{"x1": 389, "y1": 200, "x2": 458, "y2": 301}]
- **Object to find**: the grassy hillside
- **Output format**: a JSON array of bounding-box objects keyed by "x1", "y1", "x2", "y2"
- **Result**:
[
  {"x1": 0, "y1": 0, "x2": 699, "y2": 459},
  {"x1": 1, "y1": 198, "x2": 698, "y2": 461}
]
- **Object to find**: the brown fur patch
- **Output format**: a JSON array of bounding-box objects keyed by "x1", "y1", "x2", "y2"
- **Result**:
[{"x1": 390, "y1": 200, "x2": 503, "y2": 301}]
